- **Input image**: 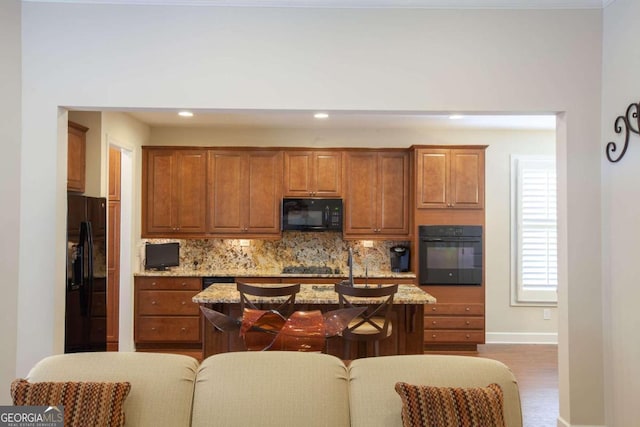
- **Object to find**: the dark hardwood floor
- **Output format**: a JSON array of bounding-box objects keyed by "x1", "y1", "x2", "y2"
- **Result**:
[{"x1": 476, "y1": 344, "x2": 558, "y2": 427}]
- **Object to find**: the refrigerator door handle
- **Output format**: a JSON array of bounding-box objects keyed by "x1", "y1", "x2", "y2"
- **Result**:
[{"x1": 78, "y1": 221, "x2": 92, "y2": 317}]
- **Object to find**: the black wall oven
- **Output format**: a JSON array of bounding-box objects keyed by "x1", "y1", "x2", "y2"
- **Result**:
[{"x1": 419, "y1": 225, "x2": 483, "y2": 286}]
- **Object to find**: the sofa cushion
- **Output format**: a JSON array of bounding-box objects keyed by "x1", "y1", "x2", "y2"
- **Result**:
[
  {"x1": 192, "y1": 351, "x2": 350, "y2": 427},
  {"x1": 348, "y1": 355, "x2": 522, "y2": 427},
  {"x1": 394, "y1": 382, "x2": 505, "y2": 427},
  {"x1": 11, "y1": 378, "x2": 130, "y2": 427},
  {"x1": 26, "y1": 352, "x2": 198, "y2": 427}
]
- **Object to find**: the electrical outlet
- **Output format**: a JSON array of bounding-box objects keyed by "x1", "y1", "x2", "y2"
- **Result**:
[
  {"x1": 543, "y1": 308, "x2": 551, "y2": 320},
  {"x1": 362, "y1": 240, "x2": 374, "y2": 248},
  {"x1": 239, "y1": 239, "x2": 250, "y2": 247}
]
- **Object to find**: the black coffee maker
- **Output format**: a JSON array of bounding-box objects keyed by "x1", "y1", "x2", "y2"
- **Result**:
[{"x1": 390, "y1": 246, "x2": 410, "y2": 272}]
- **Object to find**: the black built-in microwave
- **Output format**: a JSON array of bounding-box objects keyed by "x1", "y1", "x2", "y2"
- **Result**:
[
  {"x1": 281, "y1": 198, "x2": 343, "y2": 232},
  {"x1": 419, "y1": 225, "x2": 483, "y2": 285}
]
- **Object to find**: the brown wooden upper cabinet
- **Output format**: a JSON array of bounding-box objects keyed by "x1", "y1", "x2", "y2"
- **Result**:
[
  {"x1": 344, "y1": 151, "x2": 410, "y2": 238},
  {"x1": 208, "y1": 150, "x2": 282, "y2": 236},
  {"x1": 416, "y1": 147, "x2": 485, "y2": 209},
  {"x1": 283, "y1": 150, "x2": 342, "y2": 197},
  {"x1": 142, "y1": 148, "x2": 207, "y2": 236},
  {"x1": 108, "y1": 147, "x2": 121, "y2": 202},
  {"x1": 67, "y1": 121, "x2": 88, "y2": 193}
]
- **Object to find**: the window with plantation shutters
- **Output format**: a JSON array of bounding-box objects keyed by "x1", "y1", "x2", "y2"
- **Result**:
[{"x1": 511, "y1": 156, "x2": 557, "y2": 304}]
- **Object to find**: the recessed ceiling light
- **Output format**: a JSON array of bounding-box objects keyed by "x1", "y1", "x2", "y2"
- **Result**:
[
  {"x1": 178, "y1": 111, "x2": 194, "y2": 118},
  {"x1": 449, "y1": 114, "x2": 464, "y2": 120},
  {"x1": 314, "y1": 112, "x2": 329, "y2": 119}
]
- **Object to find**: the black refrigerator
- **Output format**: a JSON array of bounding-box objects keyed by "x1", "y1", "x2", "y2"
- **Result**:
[{"x1": 65, "y1": 194, "x2": 107, "y2": 353}]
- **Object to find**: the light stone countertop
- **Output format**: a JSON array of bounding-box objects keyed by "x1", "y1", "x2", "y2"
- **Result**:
[
  {"x1": 192, "y1": 282, "x2": 435, "y2": 305},
  {"x1": 135, "y1": 269, "x2": 416, "y2": 279}
]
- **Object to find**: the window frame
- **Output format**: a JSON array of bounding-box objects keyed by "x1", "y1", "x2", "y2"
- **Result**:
[{"x1": 510, "y1": 154, "x2": 558, "y2": 306}]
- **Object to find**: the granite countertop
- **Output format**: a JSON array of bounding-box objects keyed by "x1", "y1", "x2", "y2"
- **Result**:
[
  {"x1": 135, "y1": 269, "x2": 416, "y2": 279},
  {"x1": 193, "y1": 282, "x2": 435, "y2": 305}
]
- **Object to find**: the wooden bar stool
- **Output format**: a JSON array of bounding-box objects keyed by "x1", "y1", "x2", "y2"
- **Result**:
[
  {"x1": 334, "y1": 283, "x2": 398, "y2": 358},
  {"x1": 236, "y1": 282, "x2": 301, "y2": 317}
]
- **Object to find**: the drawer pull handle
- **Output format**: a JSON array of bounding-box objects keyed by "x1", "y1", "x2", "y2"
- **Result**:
[
  {"x1": 181, "y1": 328, "x2": 186, "y2": 332},
  {"x1": 181, "y1": 301, "x2": 186, "y2": 305},
  {"x1": 466, "y1": 334, "x2": 470, "y2": 339},
  {"x1": 465, "y1": 307, "x2": 470, "y2": 311},
  {"x1": 181, "y1": 282, "x2": 187, "y2": 287},
  {"x1": 432, "y1": 334, "x2": 436, "y2": 338},
  {"x1": 151, "y1": 301, "x2": 157, "y2": 305},
  {"x1": 432, "y1": 307, "x2": 437, "y2": 311},
  {"x1": 151, "y1": 282, "x2": 157, "y2": 287},
  {"x1": 432, "y1": 321, "x2": 437, "y2": 325},
  {"x1": 151, "y1": 327, "x2": 156, "y2": 331},
  {"x1": 465, "y1": 321, "x2": 470, "y2": 325}
]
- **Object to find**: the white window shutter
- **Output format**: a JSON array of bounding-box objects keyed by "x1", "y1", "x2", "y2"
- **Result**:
[{"x1": 513, "y1": 156, "x2": 557, "y2": 304}]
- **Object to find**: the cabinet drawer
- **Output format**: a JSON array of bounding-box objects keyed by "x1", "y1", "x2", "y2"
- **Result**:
[
  {"x1": 136, "y1": 317, "x2": 201, "y2": 342},
  {"x1": 138, "y1": 291, "x2": 200, "y2": 315},
  {"x1": 424, "y1": 316, "x2": 484, "y2": 330},
  {"x1": 136, "y1": 277, "x2": 201, "y2": 291},
  {"x1": 426, "y1": 303, "x2": 484, "y2": 316},
  {"x1": 424, "y1": 330, "x2": 485, "y2": 344}
]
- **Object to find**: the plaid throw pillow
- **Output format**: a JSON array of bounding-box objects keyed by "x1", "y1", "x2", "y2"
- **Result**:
[
  {"x1": 394, "y1": 382, "x2": 506, "y2": 427},
  {"x1": 11, "y1": 379, "x2": 131, "y2": 427}
]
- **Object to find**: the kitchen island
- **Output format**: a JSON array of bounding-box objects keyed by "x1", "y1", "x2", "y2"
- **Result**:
[{"x1": 193, "y1": 282, "x2": 436, "y2": 358}]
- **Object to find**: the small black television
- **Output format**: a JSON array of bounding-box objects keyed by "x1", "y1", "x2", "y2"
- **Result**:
[{"x1": 144, "y1": 242, "x2": 180, "y2": 271}]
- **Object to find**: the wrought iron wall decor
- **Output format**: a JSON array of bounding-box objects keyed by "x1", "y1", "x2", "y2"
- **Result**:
[{"x1": 606, "y1": 101, "x2": 640, "y2": 163}]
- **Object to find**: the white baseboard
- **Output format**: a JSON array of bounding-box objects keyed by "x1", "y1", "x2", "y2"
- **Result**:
[
  {"x1": 485, "y1": 332, "x2": 558, "y2": 344},
  {"x1": 557, "y1": 417, "x2": 605, "y2": 427}
]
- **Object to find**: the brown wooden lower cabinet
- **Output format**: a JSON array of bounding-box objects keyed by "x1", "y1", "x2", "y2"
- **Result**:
[
  {"x1": 421, "y1": 286, "x2": 485, "y2": 352},
  {"x1": 136, "y1": 317, "x2": 201, "y2": 342},
  {"x1": 134, "y1": 276, "x2": 203, "y2": 357}
]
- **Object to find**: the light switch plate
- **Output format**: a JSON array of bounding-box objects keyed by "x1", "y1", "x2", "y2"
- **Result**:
[
  {"x1": 362, "y1": 240, "x2": 374, "y2": 248},
  {"x1": 239, "y1": 239, "x2": 250, "y2": 247}
]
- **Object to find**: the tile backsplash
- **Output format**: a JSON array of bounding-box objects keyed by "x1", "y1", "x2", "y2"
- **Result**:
[{"x1": 140, "y1": 232, "x2": 410, "y2": 276}]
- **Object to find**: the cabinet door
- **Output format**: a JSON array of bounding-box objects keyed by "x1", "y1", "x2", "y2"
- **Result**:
[
  {"x1": 67, "y1": 121, "x2": 88, "y2": 193},
  {"x1": 107, "y1": 201, "x2": 120, "y2": 349},
  {"x1": 313, "y1": 151, "x2": 342, "y2": 197},
  {"x1": 377, "y1": 152, "x2": 409, "y2": 235},
  {"x1": 344, "y1": 152, "x2": 378, "y2": 235},
  {"x1": 283, "y1": 150, "x2": 342, "y2": 197},
  {"x1": 144, "y1": 149, "x2": 176, "y2": 234},
  {"x1": 283, "y1": 151, "x2": 313, "y2": 197},
  {"x1": 208, "y1": 150, "x2": 282, "y2": 235},
  {"x1": 416, "y1": 148, "x2": 485, "y2": 210},
  {"x1": 245, "y1": 151, "x2": 282, "y2": 234},
  {"x1": 108, "y1": 147, "x2": 121, "y2": 201},
  {"x1": 416, "y1": 148, "x2": 449, "y2": 209},
  {"x1": 175, "y1": 150, "x2": 207, "y2": 233},
  {"x1": 450, "y1": 149, "x2": 484, "y2": 209},
  {"x1": 208, "y1": 151, "x2": 245, "y2": 233}
]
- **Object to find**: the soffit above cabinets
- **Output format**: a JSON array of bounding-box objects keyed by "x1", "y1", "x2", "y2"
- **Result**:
[
  {"x1": 23, "y1": 0, "x2": 608, "y2": 10},
  {"x1": 124, "y1": 109, "x2": 556, "y2": 131}
]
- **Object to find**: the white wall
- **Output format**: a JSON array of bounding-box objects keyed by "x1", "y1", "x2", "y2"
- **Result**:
[
  {"x1": 150, "y1": 125, "x2": 557, "y2": 340},
  {"x1": 0, "y1": 0, "x2": 21, "y2": 406},
  {"x1": 102, "y1": 111, "x2": 150, "y2": 352},
  {"x1": 17, "y1": 4, "x2": 603, "y2": 424},
  {"x1": 602, "y1": 0, "x2": 640, "y2": 425}
]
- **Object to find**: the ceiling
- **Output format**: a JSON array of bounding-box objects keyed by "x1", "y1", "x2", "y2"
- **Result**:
[
  {"x1": 125, "y1": 109, "x2": 556, "y2": 131},
  {"x1": 30, "y1": 0, "x2": 609, "y2": 8}
]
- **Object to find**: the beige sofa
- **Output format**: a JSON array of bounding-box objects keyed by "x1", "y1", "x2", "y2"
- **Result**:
[{"x1": 25, "y1": 351, "x2": 522, "y2": 427}]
